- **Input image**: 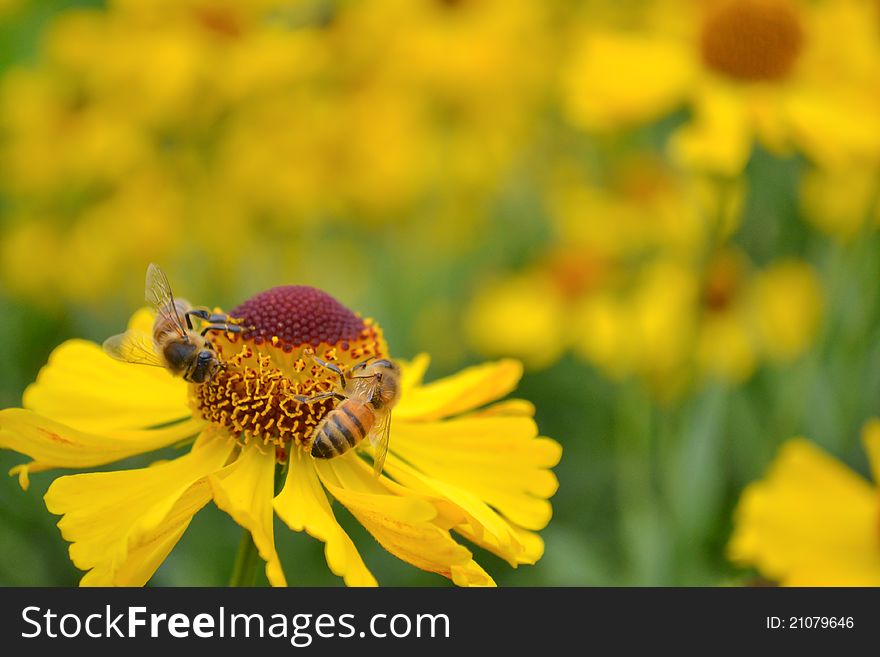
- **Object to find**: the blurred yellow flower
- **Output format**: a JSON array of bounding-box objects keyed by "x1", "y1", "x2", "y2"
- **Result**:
[
  {"x1": 749, "y1": 260, "x2": 823, "y2": 362},
  {"x1": 729, "y1": 420, "x2": 880, "y2": 585},
  {"x1": 799, "y1": 165, "x2": 880, "y2": 241},
  {"x1": 561, "y1": 30, "x2": 695, "y2": 132},
  {"x1": 677, "y1": 0, "x2": 880, "y2": 174},
  {"x1": 464, "y1": 272, "x2": 567, "y2": 370},
  {"x1": 549, "y1": 156, "x2": 711, "y2": 259},
  {"x1": 466, "y1": 239, "x2": 823, "y2": 395},
  {"x1": 696, "y1": 249, "x2": 756, "y2": 382},
  {"x1": 696, "y1": 252, "x2": 823, "y2": 382},
  {"x1": 0, "y1": 285, "x2": 560, "y2": 586},
  {"x1": 0, "y1": 0, "x2": 557, "y2": 307},
  {"x1": 561, "y1": 0, "x2": 880, "y2": 174},
  {"x1": 577, "y1": 258, "x2": 696, "y2": 390}
]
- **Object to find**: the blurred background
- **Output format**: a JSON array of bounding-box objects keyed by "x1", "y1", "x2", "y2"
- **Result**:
[{"x1": 2, "y1": 0, "x2": 880, "y2": 586}]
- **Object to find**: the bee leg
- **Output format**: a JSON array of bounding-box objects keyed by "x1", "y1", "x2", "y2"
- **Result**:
[
  {"x1": 185, "y1": 308, "x2": 212, "y2": 323},
  {"x1": 187, "y1": 308, "x2": 240, "y2": 325},
  {"x1": 205, "y1": 312, "x2": 237, "y2": 324},
  {"x1": 310, "y1": 356, "x2": 347, "y2": 389},
  {"x1": 200, "y1": 323, "x2": 245, "y2": 336},
  {"x1": 294, "y1": 391, "x2": 345, "y2": 404}
]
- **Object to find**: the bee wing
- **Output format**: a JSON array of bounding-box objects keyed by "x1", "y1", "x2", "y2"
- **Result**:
[
  {"x1": 368, "y1": 411, "x2": 392, "y2": 477},
  {"x1": 145, "y1": 263, "x2": 186, "y2": 337},
  {"x1": 102, "y1": 331, "x2": 165, "y2": 368}
]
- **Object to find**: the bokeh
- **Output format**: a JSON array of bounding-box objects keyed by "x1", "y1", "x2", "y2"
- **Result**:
[{"x1": 2, "y1": 0, "x2": 880, "y2": 586}]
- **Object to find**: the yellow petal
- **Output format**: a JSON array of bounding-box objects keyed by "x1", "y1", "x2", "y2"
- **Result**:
[
  {"x1": 729, "y1": 438, "x2": 880, "y2": 586},
  {"x1": 210, "y1": 443, "x2": 286, "y2": 587},
  {"x1": 862, "y1": 419, "x2": 880, "y2": 485},
  {"x1": 384, "y1": 453, "x2": 543, "y2": 566},
  {"x1": 127, "y1": 307, "x2": 156, "y2": 335},
  {"x1": 315, "y1": 454, "x2": 495, "y2": 587},
  {"x1": 45, "y1": 432, "x2": 232, "y2": 586},
  {"x1": 81, "y1": 479, "x2": 214, "y2": 586},
  {"x1": 23, "y1": 336, "x2": 191, "y2": 433},
  {"x1": 561, "y1": 30, "x2": 694, "y2": 131},
  {"x1": 785, "y1": 89, "x2": 880, "y2": 169},
  {"x1": 749, "y1": 260, "x2": 823, "y2": 362},
  {"x1": 509, "y1": 524, "x2": 545, "y2": 562},
  {"x1": 391, "y1": 415, "x2": 561, "y2": 530},
  {"x1": 394, "y1": 359, "x2": 523, "y2": 421},
  {"x1": 464, "y1": 275, "x2": 566, "y2": 369},
  {"x1": 398, "y1": 353, "x2": 431, "y2": 397},
  {"x1": 274, "y1": 448, "x2": 376, "y2": 587},
  {"x1": 697, "y1": 311, "x2": 756, "y2": 383},
  {"x1": 670, "y1": 83, "x2": 753, "y2": 176},
  {"x1": 1, "y1": 409, "x2": 205, "y2": 490},
  {"x1": 799, "y1": 164, "x2": 878, "y2": 241},
  {"x1": 464, "y1": 398, "x2": 536, "y2": 419}
]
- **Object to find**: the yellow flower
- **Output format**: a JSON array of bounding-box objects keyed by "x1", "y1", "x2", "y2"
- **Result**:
[
  {"x1": 588, "y1": 258, "x2": 697, "y2": 397},
  {"x1": 0, "y1": 285, "x2": 560, "y2": 586},
  {"x1": 748, "y1": 259, "x2": 823, "y2": 362},
  {"x1": 464, "y1": 272, "x2": 568, "y2": 370},
  {"x1": 695, "y1": 250, "x2": 757, "y2": 383},
  {"x1": 799, "y1": 164, "x2": 880, "y2": 241},
  {"x1": 729, "y1": 420, "x2": 880, "y2": 585},
  {"x1": 569, "y1": 250, "x2": 823, "y2": 393},
  {"x1": 561, "y1": 29, "x2": 696, "y2": 132},
  {"x1": 562, "y1": 0, "x2": 880, "y2": 174},
  {"x1": 0, "y1": 0, "x2": 560, "y2": 307},
  {"x1": 548, "y1": 156, "x2": 715, "y2": 260},
  {"x1": 697, "y1": 252, "x2": 823, "y2": 381},
  {"x1": 676, "y1": 0, "x2": 880, "y2": 174}
]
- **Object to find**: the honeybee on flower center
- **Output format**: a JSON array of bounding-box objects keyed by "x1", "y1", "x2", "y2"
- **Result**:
[
  {"x1": 103, "y1": 263, "x2": 244, "y2": 383},
  {"x1": 296, "y1": 356, "x2": 401, "y2": 476}
]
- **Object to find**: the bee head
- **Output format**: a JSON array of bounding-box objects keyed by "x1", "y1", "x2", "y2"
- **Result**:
[
  {"x1": 189, "y1": 349, "x2": 221, "y2": 384},
  {"x1": 352, "y1": 357, "x2": 398, "y2": 377}
]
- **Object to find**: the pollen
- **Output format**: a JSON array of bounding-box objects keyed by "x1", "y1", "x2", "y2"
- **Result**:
[
  {"x1": 189, "y1": 286, "x2": 387, "y2": 453},
  {"x1": 700, "y1": 0, "x2": 804, "y2": 82}
]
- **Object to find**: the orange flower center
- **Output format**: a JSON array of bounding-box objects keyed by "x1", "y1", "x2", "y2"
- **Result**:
[
  {"x1": 700, "y1": 0, "x2": 804, "y2": 82},
  {"x1": 192, "y1": 6, "x2": 246, "y2": 39},
  {"x1": 702, "y1": 251, "x2": 746, "y2": 312},
  {"x1": 189, "y1": 286, "x2": 387, "y2": 462}
]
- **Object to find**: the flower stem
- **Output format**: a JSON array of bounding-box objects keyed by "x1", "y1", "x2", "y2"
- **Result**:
[{"x1": 229, "y1": 529, "x2": 260, "y2": 587}]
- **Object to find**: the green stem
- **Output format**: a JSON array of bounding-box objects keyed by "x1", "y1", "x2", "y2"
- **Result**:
[
  {"x1": 614, "y1": 382, "x2": 669, "y2": 585},
  {"x1": 228, "y1": 529, "x2": 260, "y2": 587}
]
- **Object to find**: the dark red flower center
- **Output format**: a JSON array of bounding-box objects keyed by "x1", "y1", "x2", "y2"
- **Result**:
[{"x1": 230, "y1": 285, "x2": 367, "y2": 351}]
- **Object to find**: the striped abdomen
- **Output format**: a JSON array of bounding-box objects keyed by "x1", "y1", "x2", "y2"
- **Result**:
[{"x1": 310, "y1": 400, "x2": 375, "y2": 459}]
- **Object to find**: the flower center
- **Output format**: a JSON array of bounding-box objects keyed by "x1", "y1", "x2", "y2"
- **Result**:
[
  {"x1": 700, "y1": 0, "x2": 804, "y2": 82},
  {"x1": 701, "y1": 251, "x2": 746, "y2": 312},
  {"x1": 189, "y1": 286, "x2": 387, "y2": 461},
  {"x1": 193, "y1": 6, "x2": 246, "y2": 39}
]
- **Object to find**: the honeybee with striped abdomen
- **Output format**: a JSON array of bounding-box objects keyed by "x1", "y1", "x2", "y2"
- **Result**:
[
  {"x1": 103, "y1": 263, "x2": 244, "y2": 383},
  {"x1": 297, "y1": 356, "x2": 401, "y2": 476}
]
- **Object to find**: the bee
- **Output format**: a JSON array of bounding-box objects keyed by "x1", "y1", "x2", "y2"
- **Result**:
[
  {"x1": 103, "y1": 263, "x2": 244, "y2": 383},
  {"x1": 296, "y1": 356, "x2": 401, "y2": 476}
]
